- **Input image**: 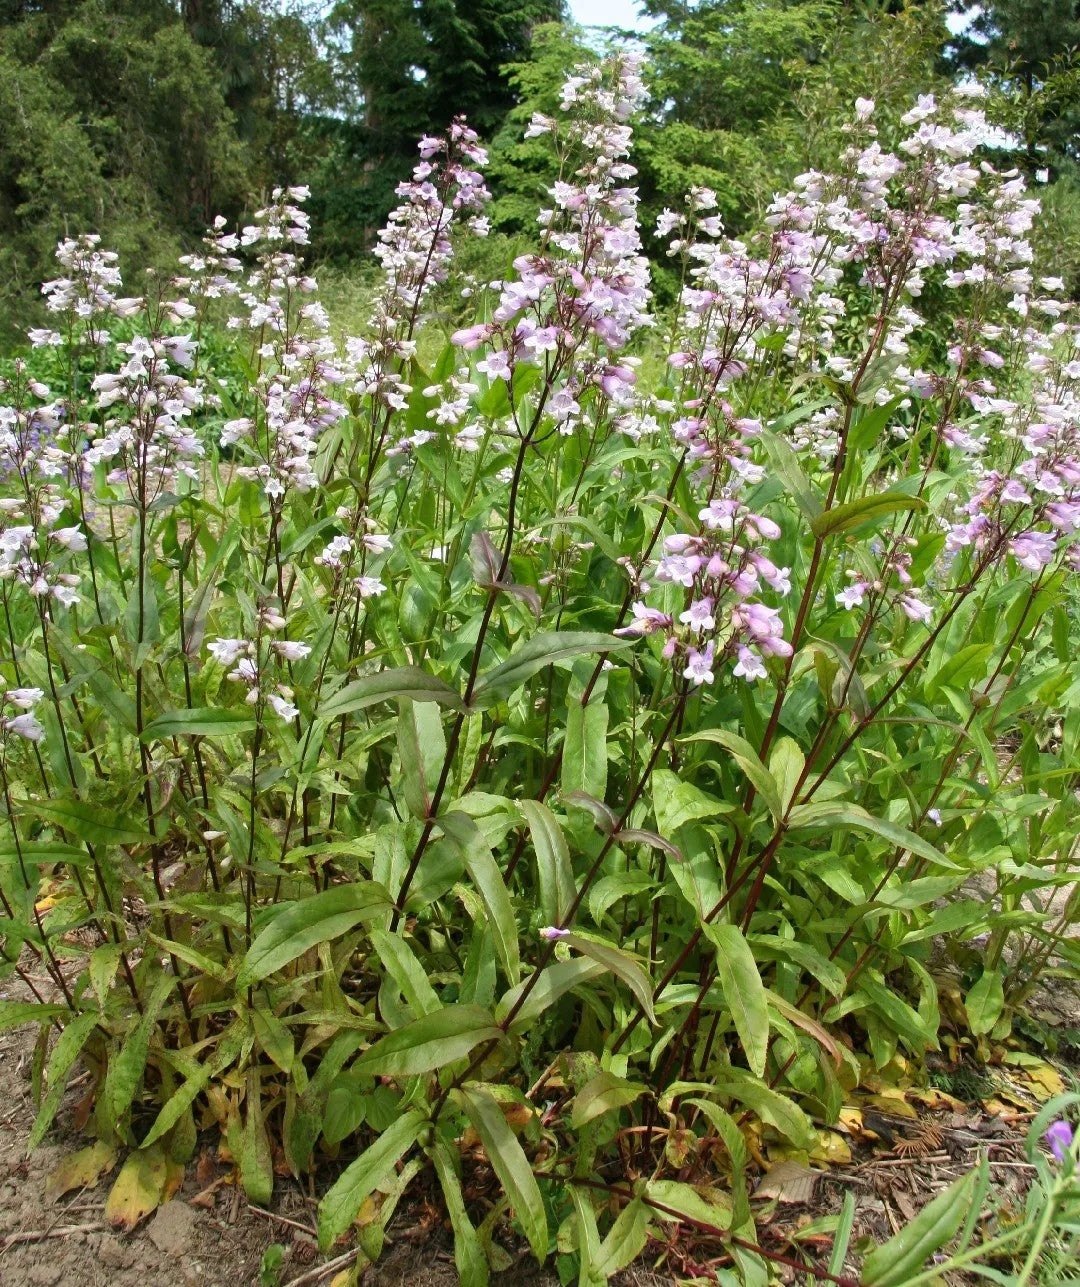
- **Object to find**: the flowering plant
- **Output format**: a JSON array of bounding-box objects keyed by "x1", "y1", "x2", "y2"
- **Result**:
[{"x1": 1, "y1": 53, "x2": 1078, "y2": 1284}]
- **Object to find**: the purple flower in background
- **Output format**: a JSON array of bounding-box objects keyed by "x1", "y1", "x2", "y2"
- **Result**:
[
  {"x1": 1045, "y1": 1120, "x2": 1074, "y2": 1163},
  {"x1": 539, "y1": 927, "x2": 570, "y2": 941}
]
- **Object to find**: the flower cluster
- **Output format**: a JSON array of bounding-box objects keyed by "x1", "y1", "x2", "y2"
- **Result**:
[
  {"x1": 208, "y1": 605, "x2": 311, "y2": 722},
  {"x1": 0, "y1": 687, "x2": 45, "y2": 746},
  {"x1": 449, "y1": 55, "x2": 653, "y2": 454}
]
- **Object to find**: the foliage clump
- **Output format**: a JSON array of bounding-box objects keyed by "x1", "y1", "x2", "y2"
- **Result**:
[{"x1": 1, "y1": 46, "x2": 1080, "y2": 1286}]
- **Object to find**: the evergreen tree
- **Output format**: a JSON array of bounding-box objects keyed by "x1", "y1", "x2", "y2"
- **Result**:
[
  {"x1": 951, "y1": 0, "x2": 1080, "y2": 173},
  {"x1": 319, "y1": 0, "x2": 564, "y2": 249}
]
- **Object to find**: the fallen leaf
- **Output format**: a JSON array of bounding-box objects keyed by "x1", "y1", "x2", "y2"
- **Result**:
[
  {"x1": 862, "y1": 1092, "x2": 918, "y2": 1120},
  {"x1": 755, "y1": 1160, "x2": 820, "y2": 1205},
  {"x1": 45, "y1": 1140, "x2": 118, "y2": 1202},
  {"x1": 106, "y1": 1145, "x2": 170, "y2": 1232},
  {"x1": 1023, "y1": 1061, "x2": 1065, "y2": 1102},
  {"x1": 195, "y1": 1148, "x2": 217, "y2": 1186},
  {"x1": 837, "y1": 1107, "x2": 863, "y2": 1134},
  {"x1": 905, "y1": 1087, "x2": 966, "y2": 1112},
  {"x1": 808, "y1": 1130, "x2": 852, "y2": 1165}
]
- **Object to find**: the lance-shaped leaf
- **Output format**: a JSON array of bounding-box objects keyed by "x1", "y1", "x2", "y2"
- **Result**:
[
  {"x1": 236, "y1": 882, "x2": 392, "y2": 987},
  {"x1": 471, "y1": 632, "x2": 630, "y2": 709},
  {"x1": 702, "y1": 923, "x2": 769, "y2": 1078},
  {"x1": 437, "y1": 812, "x2": 520, "y2": 984},
  {"x1": 27, "y1": 799, "x2": 150, "y2": 849},
  {"x1": 563, "y1": 933, "x2": 656, "y2": 1024},
  {"x1": 681, "y1": 729, "x2": 783, "y2": 823},
  {"x1": 141, "y1": 708, "x2": 257, "y2": 740},
  {"x1": 317, "y1": 1108, "x2": 426, "y2": 1252},
  {"x1": 788, "y1": 805, "x2": 958, "y2": 870},
  {"x1": 809, "y1": 490, "x2": 927, "y2": 540},
  {"x1": 519, "y1": 799, "x2": 575, "y2": 926},
  {"x1": 430, "y1": 1139, "x2": 488, "y2": 1286},
  {"x1": 861, "y1": 1166, "x2": 980, "y2": 1287},
  {"x1": 456, "y1": 1084, "x2": 547, "y2": 1261},
  {"x1": 397, "y1": 699, "x2": 447, "y2": 819},
  {"x1": 353, "y1": 1004, "x2": 502, "y2": 1078},
  {"x1": 29, "y1": 1010, "x2": 100, "y2": 1149},
  {"x1": 572, "y1": 1071, "x2": 645, "y2": 1128},
  {"x1": 496, "y1": 958, "x2": 605, "y2": 1031},
  {"x1": 320, "y1": 667, "x2": 464, "y2": 721}
]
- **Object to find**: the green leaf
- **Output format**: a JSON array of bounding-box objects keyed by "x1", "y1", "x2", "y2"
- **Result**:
[
  {"x1": 141, "y1": 708, "x2": 257, "y2": 740},
  {"x1": 519, "y1": 800, "x2": 575, "y2": 927},
  {"x1": 142, "y1": 1024, "x2": 245, "y2": 1150},
  {"x1": 0, "y1": 1001, "x2": 69, "y2": 1030},
  {"x1": 681, "y1": 730, "x2": 783, "y2": 823},
  {"x1": 789, "y1": 805, "x2": 958, "y2": 870},
  {"x1": 471, "y1": 632, "x2": 630, "y2": 709},
  {"x1": 562, "y1": 674, "x2": 608, "y2": 802},
  {"x1": 368, "y1": 928, "x2": 440, "y2": 1017},
  {"x1": 2, "y1": 840, "x2": 92, "y2": 872},
  {"x1": 457, "y1": 1084, "x2": 547, "y2": 1261},
  {"x1": 857, "y1": 975, "x2": 939, "y2": 1052},
  {"x1": 572, "y1": 1071, "x2": 645, "y2": 1128},
  {"x1": 397, "y1": 699, "x2": 447, "y2": 820},
  {"x1": 320, "y1": 668, "x2": 463, "y2": 721},
  {"x1": 925, "y1": 643, "x2": 994, "y2": 702},
  {"x1": 768, "y1": 738, "x2": 805, "y2": 815},
  {"x1": 495, "y1": 958, "x2": 605, "y2": 1031},
  {"x1": 239, "y1": 1065, "x2": 274, "y2": 1205},
  {"x1": 759, "y1": 429, "x2": 821, "y2": 521},
  {"x1": 236, "y1": 882, "x2": 392, "y2": 987},
  {"x1": 809, "y1": 491, "x2": 927, "y2": 540},
  {"x1": 849, "y1": 396, "x2": 905, "y2": 452},
  {"x1": 564, "y1": 934, "x2": 656, "y2": 1025},
  {"x1": 29, "y1": 1011, "x2": 100, "y2": 1149},
  {"x1": 430, "y1": 1140, "x2": 488, "y2": 1286},
  {"x1": 353, "y1": 1005, "x2": 502, "y2": 1078},
  {"x1": 251, "y1": 1005, "x2": 296, "y2": 1075},
  {"x1": 683, "y1": 1098, "x2": 750, "y2": 1227},
  {"x1": 645, "y1": 1179, "x2": 731, "y2": 1233},
  {"x1": 593, "y1": 1197, "x2": 649, "y2": 1279},
  {"x1": 437, "y1": 813, "x2": 520, "y2": 985},
  {"x1": 317, "y1": 1108, "x2": 426, "y2": 1252},
  {"x1": 861, "y1": 1167, "x2": 980, "y2": 1286},
  {"x1": 105, "y1": 974, "x2": 174, "y2": 1124},
  {"x1": 712, "y1": 1069, "x2": 814, "y2": 1150},
  {"x1": 965, "y1": 968, "x2": 1004, "y2": 1037},
  {"x1": 652, "y1": 768, "x2": 733, "y2": 836},
  {"x1": 702, "y1": 924, "x2": 769, "y2": 1078},
  {"x1": 26, "y1": 799, "x2": 150, "y2": 849},
  {"x1": 748, "y1": 934, "x2": 846, "y2": 999}
]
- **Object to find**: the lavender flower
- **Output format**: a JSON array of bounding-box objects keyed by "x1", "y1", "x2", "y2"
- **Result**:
[{"x1": 1046, "y1": 1120, "x2": 1074, "y2": 1164}]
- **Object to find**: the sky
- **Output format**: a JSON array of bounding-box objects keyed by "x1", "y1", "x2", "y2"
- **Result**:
[
  {"x1": 569, "y1": 0, "x2": 973, "y2": 36},
  {"x1": 567, "y1": 0, "x2": 655, "y2": 31}
]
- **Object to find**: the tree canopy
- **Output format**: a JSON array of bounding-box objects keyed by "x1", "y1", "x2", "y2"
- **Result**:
[{"x1": 2, "y1": 0, "x2": 1079, "y2": 329}]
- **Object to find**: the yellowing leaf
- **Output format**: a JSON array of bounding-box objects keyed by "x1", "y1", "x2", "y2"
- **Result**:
[
  {"x1": 106, "y1": 1145, "x2": 172, "y2": 1232},
  {"x1": 1023, "y1": 1061, "x2": 1065, "y2": 1102},
  {"x1": 838, "y1": 1107, "x2": 863, "y2": 1134},
  {"x1": 862, "y1": 1092, "x2": 918, "y2": 1120},
  {"x1": 45, "y1": 1140, "x2": 118, "y2": 1202},
  {"x1": 808, "y1": 1130, "x2": 852, "y2": 1165}
]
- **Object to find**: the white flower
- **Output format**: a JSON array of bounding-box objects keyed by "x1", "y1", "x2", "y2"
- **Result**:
[
  {"x1": 4, "y1": 713, "x2": 45, "y2": 742},
  {"x1": 272, "y1": 640, "x2": 312, "y2": 662},
  {"x1": 208, "y1": 638, "x2": 249, "y2": 666},
  {"x1": 268, "y1": 693, "x2": 299, "y2": 721},
  {"x1": 51, "y1": 526, "x2": 88, "y2": 552},
  {"x1": 5, "y1": 688, "x2": 43, "y2": 709}
]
